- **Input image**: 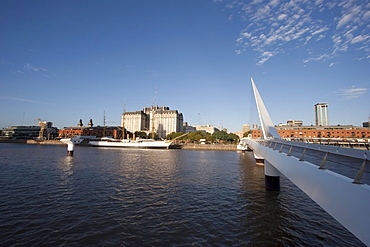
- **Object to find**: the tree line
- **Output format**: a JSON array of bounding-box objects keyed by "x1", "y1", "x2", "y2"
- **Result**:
[{"x1": 166, "y1": 131, "x2": 240, "y2": 144}]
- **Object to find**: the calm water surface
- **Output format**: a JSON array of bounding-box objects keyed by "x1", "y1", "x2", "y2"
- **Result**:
[{"x1": 0, "y1": 143, "x2": 364, "y2": 246}]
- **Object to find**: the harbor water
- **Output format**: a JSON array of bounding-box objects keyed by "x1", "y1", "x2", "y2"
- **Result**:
[{"x1": 0, "y1": 143, "x2": 364, "y2": 246}]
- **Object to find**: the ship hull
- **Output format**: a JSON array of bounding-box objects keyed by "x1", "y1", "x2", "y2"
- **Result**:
[{"x1": 89, "y1": 140, "x2": 172, "y2": 149}]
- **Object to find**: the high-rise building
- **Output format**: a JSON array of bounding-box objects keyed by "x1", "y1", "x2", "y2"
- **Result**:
[
  {"x1": 121, "y1": 106, "x2": 183, "y2": 139},
  {"x1": 242, "y1": 124, "x2": 250, "y2": 132},
  {"x1": 192, "y1": 124, "x2": 219, "y2": 134},
  {"x1": 314, "y1": 103, "x2": 329, "y2": 126}
]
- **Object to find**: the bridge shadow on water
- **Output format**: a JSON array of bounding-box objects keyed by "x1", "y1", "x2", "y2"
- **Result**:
[{"x1": 236, "y1": 151, "x2": 365, "y2": 246}]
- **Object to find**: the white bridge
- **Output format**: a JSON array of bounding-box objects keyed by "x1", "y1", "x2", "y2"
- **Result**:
[{"x1": 239, "y1": 78, "x2": 370, "y2": 246}]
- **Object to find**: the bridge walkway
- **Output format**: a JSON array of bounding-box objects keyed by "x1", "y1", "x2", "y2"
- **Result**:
[{"x1": 255, "y1": 139, "x2": 370, "y2": 185}]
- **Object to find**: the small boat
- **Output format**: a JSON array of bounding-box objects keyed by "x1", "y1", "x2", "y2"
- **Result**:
[
  {"x1": 89, "y1": 137, "x2": 172, "y2": 149},
  {"x1": 237, "y1": 137, "x2": 251, "y2": 151}
]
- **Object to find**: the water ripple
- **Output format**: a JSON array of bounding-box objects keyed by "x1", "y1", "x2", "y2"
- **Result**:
[{"x1": 0, "y1": 144, "x2": 364, "y2": 246}]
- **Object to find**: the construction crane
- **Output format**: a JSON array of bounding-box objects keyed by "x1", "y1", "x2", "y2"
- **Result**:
[{"x1": 35, "y1": 118, "x2": 46, "y2": 141}]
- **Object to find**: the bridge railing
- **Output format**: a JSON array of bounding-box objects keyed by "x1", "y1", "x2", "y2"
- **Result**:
[
  {"x1": 286, "y1": 138, "x2": 370, "y2": 150},
  {"x1": 255, "y1": 139, "x2": 370, "y2": 185}
]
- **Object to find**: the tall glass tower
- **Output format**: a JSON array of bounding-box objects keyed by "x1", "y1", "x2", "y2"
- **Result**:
[{"x1": 314, "y1": 103, "x2": 329, "y2": 126}]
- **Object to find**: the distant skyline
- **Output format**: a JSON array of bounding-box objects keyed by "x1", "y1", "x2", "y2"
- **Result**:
[{"x1": 1, "y1": 0, "x2": 369, "y2": 132}]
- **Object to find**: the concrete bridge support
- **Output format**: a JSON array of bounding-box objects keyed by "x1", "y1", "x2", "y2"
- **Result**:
[
  {"x1": 252, "y1": 148, "x2": 281, "y2": 191},
  {"x1": 264, "y1": 160, "x2": 280, "y2": 191},
  {"x1": 60, "y1": 138, "x2": 83, "y2": 156}
]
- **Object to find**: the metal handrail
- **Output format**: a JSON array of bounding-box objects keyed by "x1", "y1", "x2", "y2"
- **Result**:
[
  {"x1": 257, "y1": 139, "x2": 369, "y2": 184},
  {"x1": 258, "y1": 139, "x2": 370, "y2": 161}
]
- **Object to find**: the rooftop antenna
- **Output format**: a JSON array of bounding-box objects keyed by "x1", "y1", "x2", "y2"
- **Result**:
[
  {"x1": 103, "y1": 109, "x2": 106, "y2": 126},
  {"x1": 103, "y1": 108, "x2": 106, "y2": 137},
  {"x1": 152, "y1": 87, "x2": 157, "y2": 106},
  {"x1": 121, "y1": 100, "x2": 126, "y2": 139}
]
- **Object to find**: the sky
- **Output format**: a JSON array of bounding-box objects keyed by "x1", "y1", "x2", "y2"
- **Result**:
[{"x1": 1, "y1": 0, "x2": 369, "y2": 132}]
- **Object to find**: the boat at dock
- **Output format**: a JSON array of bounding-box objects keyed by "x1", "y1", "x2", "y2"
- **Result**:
[{"x1": 88, "y1": 137, "x2": 172, "y2": 149}]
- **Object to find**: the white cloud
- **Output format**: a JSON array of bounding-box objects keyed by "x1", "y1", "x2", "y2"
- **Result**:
[
  {"x1": 230, "y1": 0, "x2": 370, "y2": 65},
  {"x1": 257, "y1": 50, "x2": 277, "y2": 65},
  {"x1": 269, "y1": 0, "x2": 279, "y2": 8},
  {"x1": 312, "y1": 27, "x2": 328, "y2": 36},
  {"x1": 241, "y1": 32, "x2": 252, "y2": 38},
  {"x1": 303, "y1": 53, "x2": 331, "y2": 63},
  {"x1": 337, "y1": 86, "x2": 368, "y2": 100},
  {"x1": 363, "y1": 10, "x2": 370, "y2": 19},
  {"x1": 351, "y1": 35, "x2": 369, "y2": 44},
  {"x1": 24, "y1": 63, "x2": 39, "y2": 72},
  {"x1": 277, "y1": 14, "x2": 287, "y2": 20},
  {"x1": 0, "y1": 96, "x2": 56, "y2": 105},
  {"x1": 24, "y1": 63, "x2": 47, "y2": 73}
]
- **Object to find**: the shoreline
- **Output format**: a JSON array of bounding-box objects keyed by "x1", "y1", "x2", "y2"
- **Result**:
[{"x1": 0, "y1": 139, "x2": 238, "y2": 151}]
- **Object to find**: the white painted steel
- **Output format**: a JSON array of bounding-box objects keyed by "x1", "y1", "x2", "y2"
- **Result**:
[
  {"x1": 250, "y1": 78, "x2": 280, "y2": 139},
  {"x1": 264, "y1": 160, "x2": 280, "y2": 177},
  {"x1": 247, "y1": 139, "x2": 370, "y2": 246},
  {"x1": 60, "y1": 138, "x2": 84, "y2": 150},
  {"x1": 277, "y1": 140, "x2": 369, "y2": 160}
]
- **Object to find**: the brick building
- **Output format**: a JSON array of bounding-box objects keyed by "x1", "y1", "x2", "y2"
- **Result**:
[
  {"x1": 251, "y1": 126, "x2": 370, "y2": 139},
  {"x1": 58, "y1": 119, "x2": 125, "y2": 139},
  {"x1": 58, "y1": 126, "x2": 124, "y2": 139}
]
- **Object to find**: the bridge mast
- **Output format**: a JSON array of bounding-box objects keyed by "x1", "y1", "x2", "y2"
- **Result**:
[
  {"x1": 250, "y1": 78, "x2": 280, "y2": 139},
  {"x1": 250, "y1": 78, "x2": 281, "y2": 190}
]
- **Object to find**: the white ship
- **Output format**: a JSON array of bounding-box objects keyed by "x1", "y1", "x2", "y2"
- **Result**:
[{"x1": 89, "y1": 137, "x2": 172, "y2": 149}]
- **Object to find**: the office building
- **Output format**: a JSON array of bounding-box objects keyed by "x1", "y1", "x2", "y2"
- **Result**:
[
  {"x1": 192, "y1": 124, "x2": 219, "y2": 134},
  {"x1": 242, "y1": 124, "x2": 250, "y2": 132},
  {"x1": 1, "y1": 123, "x2": 59, "y2": 140},
  {"x1": 122, "y1": 106, "x2": 183, "y2": 139},
  {"x1": 314, "y1": 103, "x2": 329, "y2": 126}
]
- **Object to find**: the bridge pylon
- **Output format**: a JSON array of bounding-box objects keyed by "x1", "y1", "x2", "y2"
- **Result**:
[
  {"x1": 250, "y1": 78, "x2": 281, "y2": 190},
  {"x1": 245, "y1": 78, "x2": 370, "y2": 245}
]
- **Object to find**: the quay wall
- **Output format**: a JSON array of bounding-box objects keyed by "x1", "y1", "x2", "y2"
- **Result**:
[
  {"x1": 0, "y1": 139, "x2": 238, "y2": 151},
  {"x1": 178, "y1": 144, "x2": 237, "y2": 151},
  {"x1": 0, "y1": 139, "x2": 64, "y2": 145},
  {"x1": 0, "y1": 139, "x2": 27, "y2": 143},
  {"x1": 26, "y1": 140, "x2": 64, "y2": 145}
]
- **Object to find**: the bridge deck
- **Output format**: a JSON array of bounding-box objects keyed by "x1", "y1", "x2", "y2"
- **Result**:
[{"x1": 258, "y1": 139, "x2": 370, "y2": 185}]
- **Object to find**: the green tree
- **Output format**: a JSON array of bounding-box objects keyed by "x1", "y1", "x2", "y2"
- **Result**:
[
  {"x1": 186, "y1": 131, "x2": 211, "y2": 142},
  {"x1": 211, "y1": 131, "x2": 239, "y2": 144},
  {"x1": 134, "y1": 131, "x2": 148, "y2": 139},
  {"x1": 227, "y1": 133, "x2": 240, "y2": 144},
  {"x1": 212, "y1": 131, "x2": 229, "y2": 141},
  {"x1": 167, "y1": 132, "x2": 185, "y2": 140},
  {"x1": 243, "y1": 131, "x2": 252, "y2": 137}
]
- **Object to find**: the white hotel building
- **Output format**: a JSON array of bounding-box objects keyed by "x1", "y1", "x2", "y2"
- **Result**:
[{"x1": 121, "y1": 106, "x2": 183, "y2": 139}]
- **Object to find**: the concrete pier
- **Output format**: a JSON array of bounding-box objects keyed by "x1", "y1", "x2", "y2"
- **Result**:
[
  {"x1": 264, "y1": 160, "x2": 281, "y2": 191},
  {"x1": 60, "y1": 138, "x2": 83, "y2": 156}
]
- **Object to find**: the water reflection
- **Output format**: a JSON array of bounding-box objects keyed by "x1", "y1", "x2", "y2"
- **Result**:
[
  {"x1": 0, "y1": 145, "x2": 364, "y2": 246},
  {"x1": 236, "y1": 150, "x2": 365, "y2": 246}
]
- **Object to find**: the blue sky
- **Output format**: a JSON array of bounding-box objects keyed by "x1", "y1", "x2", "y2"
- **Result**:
[{"x1": 1, "y1": 0, "x2": 369, "y2": 132}]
